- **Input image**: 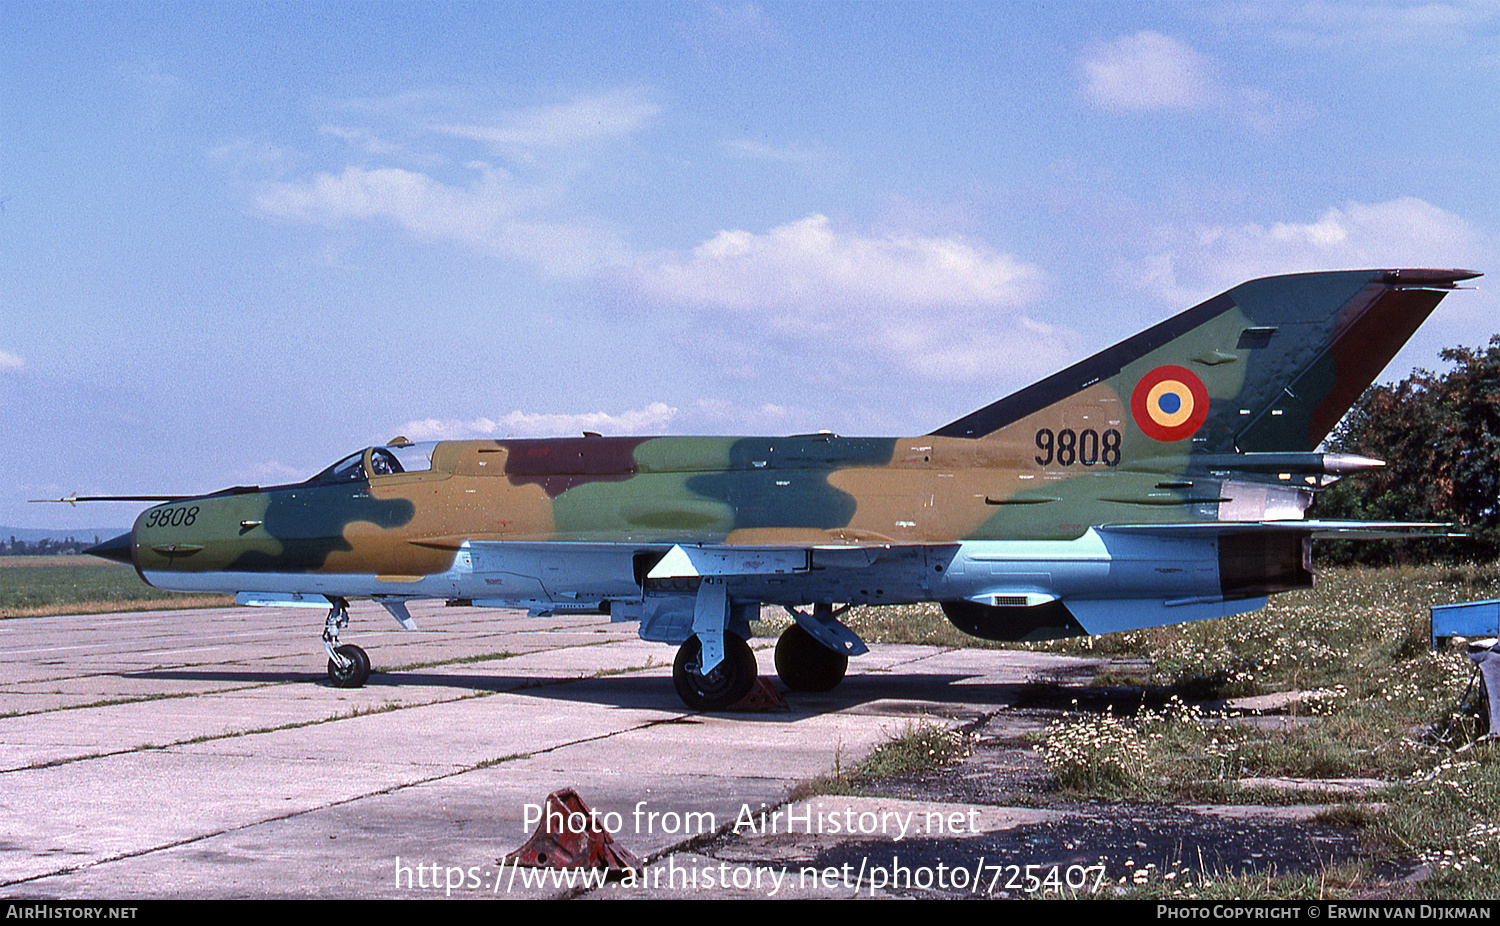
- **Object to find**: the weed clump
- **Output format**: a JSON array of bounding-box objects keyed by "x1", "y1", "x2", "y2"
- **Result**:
[
  {"x1": 1036, "y1": 707, "x2": 1153, "y2": 796},
  {"x1": 793, "y1": 722, "x2": 968, "y2": 800}
]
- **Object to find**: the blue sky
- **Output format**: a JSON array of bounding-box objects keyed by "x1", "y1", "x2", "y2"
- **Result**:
[{"x1": 4, "y1": 1, "x2": 1498, "y2": 530}]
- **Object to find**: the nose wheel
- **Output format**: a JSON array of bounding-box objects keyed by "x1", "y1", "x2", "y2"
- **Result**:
[
  {"x1": 327, "y1": 644, "x2": 371, "y2": 688},
  {"x1": 321, "y1": 597, "x2": 372, "y2": 688}
]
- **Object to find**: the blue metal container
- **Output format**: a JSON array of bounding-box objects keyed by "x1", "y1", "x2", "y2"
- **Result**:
[{"x1": 1431, "y1": 599, "x2": 1500, "y2": 650}]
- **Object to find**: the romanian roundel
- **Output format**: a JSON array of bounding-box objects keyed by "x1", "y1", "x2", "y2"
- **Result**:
[{"x1": 1131, "y1": 365, "x2": 1210, "y2": 442}]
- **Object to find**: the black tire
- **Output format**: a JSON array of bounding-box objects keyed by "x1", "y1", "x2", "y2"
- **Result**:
[
  {"x1": 327, "y1": 644, "x2": 371, "y2": 688},
  {"x1": 775, "y1": 623, "x2": 848, "y2": 692},
  {"x1": 673, "y1": 634, "x2": 757, "y2": 710}
]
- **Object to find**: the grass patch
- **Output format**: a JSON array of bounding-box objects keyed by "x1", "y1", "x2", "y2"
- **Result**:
[
  {"x1": 0, "y1": 558, "x2": 231, "y2": 617},
  {"x1": 753, "y1": 601, "x2": 1009, "y2": 649},
  {"x1": 1365, "y1": 742, "x2": 1500, "y2": 900},
  {"x1": 1110, "y1": 858, "x2": 1378, "y2": 900},
  {"x1": 1027, "y1": 567, "x2": 1485, "y2": 792},
  {"x1": 791, "y1": 722, "x2": 969, "y2": 801}
]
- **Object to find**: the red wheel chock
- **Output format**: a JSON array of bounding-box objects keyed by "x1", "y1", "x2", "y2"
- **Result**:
[
  {"x1": 732, "y1": 677, "x2": 790, "y2": 711},
  {"x1": 506, "y1": 789, "x2": 643, "y2": 873}
]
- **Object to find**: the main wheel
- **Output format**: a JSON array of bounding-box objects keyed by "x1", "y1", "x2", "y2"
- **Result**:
[
  {"x1": 775, "y1": 623, "x2": 848, "y2": 692},
  {"x1": 327, "y1": 644, "x2": 371, "y2": 688},
  {"x1": 673, "y1": 634, "x2": 757, "y2": 710}
]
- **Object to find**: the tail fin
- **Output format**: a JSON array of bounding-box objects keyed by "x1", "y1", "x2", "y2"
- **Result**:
[{"x1": 931, "y1": 268, "x2": 1479, "y2": 455}]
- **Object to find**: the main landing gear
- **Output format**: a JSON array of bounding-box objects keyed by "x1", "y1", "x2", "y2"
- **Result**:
[
  {"x1": 774, "y1": 622, "x2": 848, "y2": 692},
  {"x1": 322, "y1": 597, "x2": 371, "y2": 688},
  {"x1": 672, "y1": 633, "x2": 757, "y2": 710},
  {"x1": 774, "y1": 602, "x2": 858, "y2": 692},
  {"x1": 669, "y1": 600, "x2": 858, "y2": 708}
]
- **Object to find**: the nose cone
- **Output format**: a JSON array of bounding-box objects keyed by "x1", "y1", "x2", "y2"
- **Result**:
[{"x1": 85, "y1": 531, "x2": 135, "y2": 566}]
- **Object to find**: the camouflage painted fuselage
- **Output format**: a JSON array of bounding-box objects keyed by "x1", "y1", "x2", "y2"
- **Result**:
[{"x1": 110, "y1": 268, "x2": 1477, "y2": 643}]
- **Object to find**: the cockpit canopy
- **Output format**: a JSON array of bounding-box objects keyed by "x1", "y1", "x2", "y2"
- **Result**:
[{"x1": 310, "y1": 442, "x2": 439, "y2": 484}]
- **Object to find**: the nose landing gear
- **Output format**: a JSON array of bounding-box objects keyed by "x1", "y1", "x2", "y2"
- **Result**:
[{"x1": 321, "y1": 597, "x2": 372, "y2": 688}]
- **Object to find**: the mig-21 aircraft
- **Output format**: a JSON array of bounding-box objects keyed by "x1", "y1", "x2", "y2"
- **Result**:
[{"x1": 79, "y1": 268, "x2": 1478, "y2": 709}]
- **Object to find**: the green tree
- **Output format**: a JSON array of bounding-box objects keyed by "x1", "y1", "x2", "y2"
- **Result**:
[{"x1": 1313, "y1": 336, "x2": 1500, "y2": 564}]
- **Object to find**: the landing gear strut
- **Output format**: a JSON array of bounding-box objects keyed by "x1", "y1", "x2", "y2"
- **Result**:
[
  {"x1": 673, "y1": 633, "x2": 757, "y2": 710},
  {"x1": 322, "y1": 597, "x2": 371, "y2": 688}
]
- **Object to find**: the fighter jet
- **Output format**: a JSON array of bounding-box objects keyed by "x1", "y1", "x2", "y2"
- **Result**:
[{"x1": 83, "y1": 268, "x2": 1478, "y2": 709}]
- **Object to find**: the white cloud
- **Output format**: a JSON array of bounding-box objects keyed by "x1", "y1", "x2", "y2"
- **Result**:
[
  {"x1": 398, "y1": 402, "x2": 681, "y2": 441},
  {"x1": 893, "y1": 316, "x2": 1084, "y2": 385},
  {"x1": 721, "y1": 138, "x2": 829, "y2": 166},
  {"x1": 432, "y1": 89, "x2": 660, "y2": 152},
  {"x1": 1081, "y1": 32, "x2": 1217, "y2": 111},
  {"x1": 1080, "y1": 31, "x2": 1310, "y2": 133},
  {"x1": 253, "y1": 88, "x2": 657, "y2": 275},
  {"x1": 0, "y1": 350, "x2": 25, "y2": 373},
  {"x1": 1131, "y1": 197, "x2": 1488, "y2": 306},
  {"x1": 257, "y1": 164, "x2": 629, "y2": 277},
  {"x1": 209, "y1": 137, "x2": 299, "y2": 177},
  {"x1": 613, "y1": 214, "x2": 1060, "y2": 383},
  {"x1": 628, "y1": 214, "x2": 1045, "y2": 316},
  {"x1": 319, "y1": 124, "x2": 411, "y2": 159}
]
